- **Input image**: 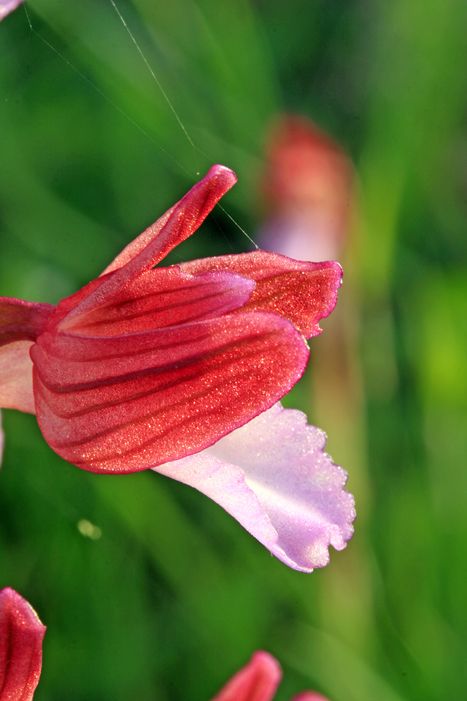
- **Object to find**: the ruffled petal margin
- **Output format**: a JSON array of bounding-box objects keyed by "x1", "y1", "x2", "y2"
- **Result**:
[
  {"x1": 155, "y1": 403, "x2": 355, "y2": 572},
  {"x1": 211, "y1": 651, "x2": 281, "y2": 701},
  {"x1": 0, "y1": 588, "x2": 45, "y2": 701}
]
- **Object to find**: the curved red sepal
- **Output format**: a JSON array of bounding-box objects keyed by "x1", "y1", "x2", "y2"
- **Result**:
[
  {"x1": 0, "y1": 588, "x2": 45, "y2": 701},
  {"x1": 54, "y1": 165, "x2": 238, "y2": 329},
  {"x1": 180, "y1": 251, "x2": 342, "y2": 339}
]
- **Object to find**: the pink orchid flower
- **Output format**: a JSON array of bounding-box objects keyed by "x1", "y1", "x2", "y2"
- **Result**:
[
  {"x1": 0, "y1": 587, "x2": 46, "y2": 701},
  {"x1": 212, "y1": 651, "x2": 330, "y2": 701},
  {"x1": 0, "y1": 165, "x2": 354, "y2": 571},
  {"x1": 0, "y1": 0, "x2": 25, "y2": 20}
]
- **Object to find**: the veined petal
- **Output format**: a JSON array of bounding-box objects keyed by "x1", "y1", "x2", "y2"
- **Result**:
[
  {"x1": 211, "y1": 651, "x2": 281, "y2": 701},
  {"x1": 59, "y1": 267, "x2": 255, "y2": 336},
  {"x1": 0, "y1": 341, "x2": 35, "y2": 413},
  {"x1": 58, "y1": 165, "x2": 237, "y2": 327},
  {"x1": 155, "y1": 403, "x2": 355, "y2": 572},
  {"x1": 180, "y1": 252, "x2": 342, "y2": 339},
  {"x1": 291, "y1": 694, "x2": 331, "y2": 701},
  {"x1": 0, "y1": 588, "x2": 45, "y2": 701},
  {"x1": 31, "y1": 313, "x2": 308, "y2": 473}
]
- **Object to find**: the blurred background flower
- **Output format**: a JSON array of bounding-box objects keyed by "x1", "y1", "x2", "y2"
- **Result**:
[
  {"x1": 257, "y1": 115, "x2": 354, "y2": 263},
  {"x1": 0, "y1": 0, "x2": 466, "y2": 700}
]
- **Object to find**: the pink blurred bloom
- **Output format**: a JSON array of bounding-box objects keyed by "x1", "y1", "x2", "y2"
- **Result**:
[
  {"x1": 0, "y1": 587, "x2": 45, "y2": 701},
  {"x1": 0, "y1": 0, "x2": 25, "y2": 20},
  {"x1": 0, "y1": 165, "x2": 354, "y2": 571},
  {"x1": 258, "y1": 116, "x2": 354, "y2": 262},
  {"x1": 212, "y1": 651, "x2": 331, "y2": 701}
]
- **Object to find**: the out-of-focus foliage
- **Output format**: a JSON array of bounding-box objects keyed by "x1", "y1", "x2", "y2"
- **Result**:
[{"x1": 1, "y1": 0, "x2": 466, "y2": 700}]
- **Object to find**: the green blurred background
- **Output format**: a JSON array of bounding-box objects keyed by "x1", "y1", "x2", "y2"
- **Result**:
[{"x1": 1, "y1": 0, "x2": 467, "y2": 699}]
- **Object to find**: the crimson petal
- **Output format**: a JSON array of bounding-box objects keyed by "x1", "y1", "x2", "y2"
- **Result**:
[
  {"x1": 31, "y1": 312, "x2": 308, "y2": 472},
  {"x1": 56, "y1": 165, "x2": 238, "y2": 328},
  {"x1": 180, "y1": 251, "x2": 342, "y2": 339},
  {"x1": 0, "y1": 588, "x2": 45, "y2": 701},
  {"x1": 59, "y1": 267, "x2": 255, "y2": 336}
]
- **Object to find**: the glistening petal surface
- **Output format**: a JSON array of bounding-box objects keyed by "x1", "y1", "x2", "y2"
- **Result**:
[
  {"x1": 155, "y1": 403, "x2": 355, "y2": 572},
  {"x1": 180, "y1": 251, "x2": 342, "y2": 339},
  {"x1": 211, "y1": 651, "x2": 281, "y2": 701},
  {"x1": 59, "y1": 267, "x2": 255, "y2": 336},
  {"x1": 32, "y1": 313, "x2": 308, "y2": 472},
  {"x1": 0, "y1": 588, "x2": 45, "y2": 701}
]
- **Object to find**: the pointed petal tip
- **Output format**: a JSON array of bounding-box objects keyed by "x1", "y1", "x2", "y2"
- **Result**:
[
  {"x1": 206, "y1": 164, "x2": 238, "y2": 187},
  {"x1": 0, "y1": 587, "x2": 45, "y2": 630}
]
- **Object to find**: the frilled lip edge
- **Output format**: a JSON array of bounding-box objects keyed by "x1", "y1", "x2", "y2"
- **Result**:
[{"x1": 154, "y1": 402, "x2": 356, "y2": 573}]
